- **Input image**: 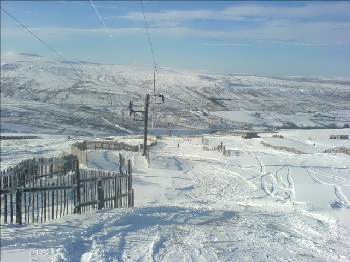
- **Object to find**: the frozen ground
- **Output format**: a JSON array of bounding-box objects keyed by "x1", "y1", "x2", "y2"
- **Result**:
[{"x1": 1, "y1": 129, "x2": 349, "y2": 261}]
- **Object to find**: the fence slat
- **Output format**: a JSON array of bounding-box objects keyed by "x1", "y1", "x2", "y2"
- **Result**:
[
  {"x1": 51, "y1": 183, "x2": 55, "y2": 220},
  {"x1": 60, "y1": 176, "x2": 63, "y2": 218},
  {"x1": 15, "y1": 189, "x2": 22, "y2": 224},
  {"x1": 63, "y1": 189, "x2": 67, "y2": 216},
  {"x1": 40, "y1": 180, "x2": 43, "y2": 223},
  {"x1": 44, "y1": 182, "x2": 47, "y2": 222},
  {"x1": 32, "y1": 192, "x2": 34, "y2": 224},
  {"x1": 10, "y1": 176, "x2": 13, "y2": 224},
  {"x1": 97, "y1": 180, "x2": 104, "y2": 210},
  {"x1": 128, "y1": 160, "x2": 133, "y2": 207},
  {"x1": 75, "y1": 162, "x2": 81, "y2": 214},
  {"x1": 3, "y1": 177, "x2": 8, "y2": 224},
  {"x1": 36, "y1": 186, "x2": 39, "y2": 223}
]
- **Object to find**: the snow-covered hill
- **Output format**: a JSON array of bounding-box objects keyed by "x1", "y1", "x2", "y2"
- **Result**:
[{"x1": 1, "y1": 53, "x2": 349, "y2": 135}]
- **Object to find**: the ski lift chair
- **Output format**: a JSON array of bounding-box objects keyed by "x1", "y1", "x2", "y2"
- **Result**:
[
  {"x1": 131, "y1": 111, "x2": 145, "y2": 121},
  {"x1": 153, "y1": 94, "x2": 165, "y2": 104}
]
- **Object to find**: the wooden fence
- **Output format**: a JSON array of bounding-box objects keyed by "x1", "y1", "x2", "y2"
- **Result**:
[
  {"x1": 0, "y1": 155, "x2": 79, "y2": 187},
  {"x1": 71, "y1": 137, "x2": 157, "y2": 166},
  {"x1": 71, "y1": 140, "x2": 141, "y2": 166},
  {"x1": 0, "y1": 154, "x2": 134, "y2": 225},
  {"x1": 202, "y1": 141, "x2": 234, "y2": 156}
]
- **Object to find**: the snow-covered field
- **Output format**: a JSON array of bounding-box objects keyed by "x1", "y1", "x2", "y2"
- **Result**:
[
  {"x1": 0, "y1": 133, "x2": 77, "y2": 169},
  {"x1": 1, "y1": 53, "x2": 350, "y2": 135},
  {"x1": 1, "y1": 129, "x2": 349, "y2": 261}
]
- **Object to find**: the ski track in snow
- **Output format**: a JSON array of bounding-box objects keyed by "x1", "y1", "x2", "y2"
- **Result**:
[{"x1": 1, "y1": 132, "x2": 350, "y2": 261}]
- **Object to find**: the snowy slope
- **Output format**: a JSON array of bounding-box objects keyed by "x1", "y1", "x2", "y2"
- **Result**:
[
  {"x1": 0, "y1": 133, "x2": 86, "y2": 169},
  {"x1": 1, "y1": 130, "x2": 349, "y2": 261},
  {"x1": 1, "y1": 53, "x2": 350, "y2": 135}
]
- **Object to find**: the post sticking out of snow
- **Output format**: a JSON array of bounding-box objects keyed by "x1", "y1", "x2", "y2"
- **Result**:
[
  {"x1": 15, "y1": 188, "x2": 22, "y2": 224},
  {"x1": 75, "y1": 160, "x2": 81, "y2": 214},
  {"x1": 97, "y1": 180, "x2": 104, "y2": 210},
  {"x1": 119, "y1": 153, "x2": 124, "y2": 174},
  {"x1": 152, "y1": 69, "x2": 156, "y2": 129},
  {"x1": 127, "y1": 159, "x2": 134, "y2": 207},
  {"x1": 143, "y1": 94, "x2": 150, "y2": 157}
]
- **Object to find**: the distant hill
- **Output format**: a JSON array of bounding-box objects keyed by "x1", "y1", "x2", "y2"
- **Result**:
[{"x1": 1, "y1": 53, "x2": 349, "y2": 135}]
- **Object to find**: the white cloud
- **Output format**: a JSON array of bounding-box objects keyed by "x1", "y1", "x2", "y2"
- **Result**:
[
  {"x1": 117, "y1": 2, "x2": 350, "y2": 26},
  {"x1": 3, "y1": 2, "x2": 350, "y2": 47},
  {"x1": 222, "y1": 3, "x2": 350, "y2": 20},
  {"x1": 3, "y1": 20, "x2": 350, "y2": 47},
  {"x1": 104, "y1": 2, "x2": 350, "y2": 46}
]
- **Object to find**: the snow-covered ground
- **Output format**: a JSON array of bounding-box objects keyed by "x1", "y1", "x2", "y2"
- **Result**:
[
  {"x1": 1, "y1": 129, "x2": 349, "y2": 261},
  {"x1": 0, "y1": 133, "x2": 75, "y2": 170},
  {"x1": 1, "y1": 53, "x2": 350, "y2": 135}
]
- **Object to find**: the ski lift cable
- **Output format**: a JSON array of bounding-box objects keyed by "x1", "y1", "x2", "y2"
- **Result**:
[
  {"x1": 0, "y1": 7, "x2": 99, "y2": 123},
  {"x1": 1, "y1": 6, "x2": 87, "y2": 116},
  {"x1": 87, "y1": 0, "x2": 118, "y2": 108},
  {"x1": 140, "y1": 0, "x2": 164, "y2": 128},
  {"x1": 2, "y1": 7, "x2": 127, "y2": 129},
  {"x1": 1, "y1": 7, "x2": 82, "y2": 78},
  {"x1": 140, "y1": 0, "x2": 157, "y2": 74},
  {"x1": 88, "y1": 0, "x2": 112, "y2": 37}
]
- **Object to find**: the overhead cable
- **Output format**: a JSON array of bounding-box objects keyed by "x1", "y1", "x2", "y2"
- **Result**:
[
  {"x1": 140, "y1": 0, "x2": 157, "y2": 72},
  {"x1": 88, "y1": 0, "x2": 112, "y2": 37},
  {"x1": 1, "y1": 7, "x2": 82, "y2": 78}
]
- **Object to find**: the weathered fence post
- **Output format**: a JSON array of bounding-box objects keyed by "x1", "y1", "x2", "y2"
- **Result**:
[
  {"x1": 127, "y1": 160, "x2": 134, "y2": 207},
  {"x1": 97, "y1": 180, "x2": 104, "y2": 210},
  {"x1": 4, "y1": 179, "x2": 8, "y2": 224},
  {"x1": 10, "y1": 176, "x2": 13, "y2": 224},
  {"x1": 119, "y1": 153, "x2": 124, "y2": 174},
  {"x1": 15, "y1": 188, "x2": 22, "y2": 224},
  {"x1": 75, "y1": 160, "x2": 81, "y2": 214},
  {"x1": 85, "y1": 147, "x2": 88, "y2": 166},
  {"x1": 114, "y1": 173, "x2": 118, "y2": 208},
  {"x1": 49, "y1": 158, "x2": 54, "y2": 177},
  {"x1": 51, "y1": 183, "x2": 55, "y2": 219}
]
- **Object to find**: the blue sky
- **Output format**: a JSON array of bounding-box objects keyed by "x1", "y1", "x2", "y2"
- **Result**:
[{"x1": 1, "y1": 1, "x2": 350, "y2": 77}]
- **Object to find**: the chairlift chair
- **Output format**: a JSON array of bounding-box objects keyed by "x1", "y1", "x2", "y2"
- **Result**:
[
  {"x1": 129, "y1": 101, "x2": 144, "y2": 117},
  {"x1": 129, "y1": 100, "x2": 144, "y2": 110},
  {"x1": 131, "y1": 111, "x2": 145, "y2": 121},
  {"x1": 153, "y1": 94, "x2": 165, "y2": 104}
]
